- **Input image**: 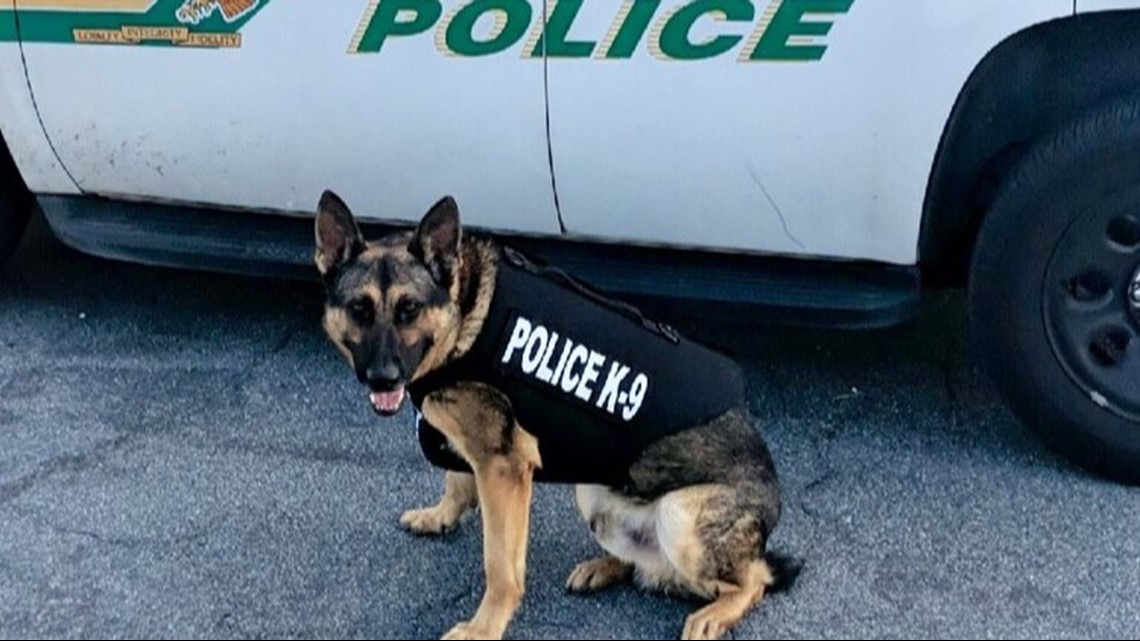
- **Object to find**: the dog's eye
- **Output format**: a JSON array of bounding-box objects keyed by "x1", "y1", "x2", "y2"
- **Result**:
[
  {"x1": 346, "y1": 298, "x2": 374, "y2": 326},
  {"x1": 395, "y1": 299, "x2": 423, "y2": 326}
]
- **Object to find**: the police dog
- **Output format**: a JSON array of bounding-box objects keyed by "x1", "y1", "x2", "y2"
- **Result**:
[{"x1": 315, "y1": 190, "x2": 790, "y2": 640}]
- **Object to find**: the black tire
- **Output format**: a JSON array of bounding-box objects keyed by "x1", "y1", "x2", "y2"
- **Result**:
[
  {"x1": 0, "y1": 138, "x2": 32, "y2": 269},
  {"x1": 969, "y1": 98, "x2": 1140, "y2": 485}
]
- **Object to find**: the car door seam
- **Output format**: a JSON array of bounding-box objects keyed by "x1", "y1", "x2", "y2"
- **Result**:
[
  {"x1": 11, "y1": 3, "x2": 82, "y2": 192},
  {"x1": 541, "y1": 0, "x2": 567, "y2": 235}
]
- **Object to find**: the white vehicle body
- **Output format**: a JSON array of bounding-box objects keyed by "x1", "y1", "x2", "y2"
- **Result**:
[{"x1": 0, "y1": 0, "x2": 1129, "y2": 268}]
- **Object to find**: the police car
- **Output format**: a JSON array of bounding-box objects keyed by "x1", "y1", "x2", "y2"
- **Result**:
[{"x1": 1, "y1": 0, "x2": 1139, "y2": 485}]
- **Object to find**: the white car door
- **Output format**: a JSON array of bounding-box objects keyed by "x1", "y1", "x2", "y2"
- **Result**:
[
  {"x1": 1076, "y1": 1, "x2": 1140, "y2": 10},
  {"x1": 545, "y1": 0, "x2": 1071, "y2": 264},
  {"x1": 10, "y1": 0, "x2": 559, "y2": 233}
]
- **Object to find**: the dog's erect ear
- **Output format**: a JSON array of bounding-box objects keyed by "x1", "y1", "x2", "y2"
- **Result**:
[
  {"x1": 409, "y1": 196, "x2": 461, "y2": 287},
  {"x1": 315, "y1": 190, "x2": 365, "y2": 276}
]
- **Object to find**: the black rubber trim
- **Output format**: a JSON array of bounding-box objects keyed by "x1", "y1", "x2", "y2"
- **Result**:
[{"x1": 38, "y1": 195, "x2": 920, "y2": 329}]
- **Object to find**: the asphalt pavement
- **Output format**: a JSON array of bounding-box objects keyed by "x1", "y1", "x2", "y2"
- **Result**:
[{"x1": 2, "y1": 214, "x2": 1138, "y2": 640}]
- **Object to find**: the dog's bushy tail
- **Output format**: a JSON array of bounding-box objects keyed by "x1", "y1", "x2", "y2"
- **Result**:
[{"x1": 764, "y1": 551, "x2": 803, "y2": 594}]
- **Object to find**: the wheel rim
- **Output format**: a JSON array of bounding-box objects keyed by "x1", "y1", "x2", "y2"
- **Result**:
[{"x1": 1044, "y1": 191, "x2": 1140, "y2": 421}]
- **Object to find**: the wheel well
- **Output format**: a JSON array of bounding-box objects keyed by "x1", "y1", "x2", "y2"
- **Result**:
[
  {"x1": 0, "y1": 129, "x2": 32, "y2": 205},
  {"x1": 920, "y1": 9, "x2": 1140, "y2": 287},
  {"x1": 0, "y1": 127, "x2": 35, "y2": 264}
]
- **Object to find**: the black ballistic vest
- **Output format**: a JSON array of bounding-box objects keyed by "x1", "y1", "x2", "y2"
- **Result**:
[{"x1": 407, "y1": 246, "x2": 745, "y2": 487}]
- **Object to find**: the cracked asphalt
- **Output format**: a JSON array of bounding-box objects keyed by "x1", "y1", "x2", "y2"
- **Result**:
[{"x1": 2, "y1": 214, "x2": 1139, "y2": 640}]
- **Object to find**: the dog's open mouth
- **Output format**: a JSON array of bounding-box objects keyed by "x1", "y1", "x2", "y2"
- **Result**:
[{"x1": 369, "y1": 385, "x2": 406, "y2": 417}]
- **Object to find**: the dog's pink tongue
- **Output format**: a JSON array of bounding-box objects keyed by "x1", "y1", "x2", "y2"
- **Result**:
[{"x1": 370, "y1": 386, "x2": 405, "y2": 414}]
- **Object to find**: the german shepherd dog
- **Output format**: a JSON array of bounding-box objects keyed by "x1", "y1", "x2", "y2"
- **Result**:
[{"x1": 315, "y1": 190, "x2": 790, "y2": 640}]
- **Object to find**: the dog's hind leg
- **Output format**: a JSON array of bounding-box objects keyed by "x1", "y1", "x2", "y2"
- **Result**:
[
  {"x1": 420, "y1": 383, "x2": 542, "y2": 641},
  {"x1": 566, "y1": 554, "x2": 633, "y2": 593},
  {"x1": 400, "y1": 471, "x2": 477, "y2": 535},
  {"x1": 568, "y1": 485, "x2": 658, "y2": 594},
  {"x1": 680, "y1": 560, "x2": 772, "y2": 641},
  {"x1": 654, "y1": 484, "x2": 776, "y2": 641}
]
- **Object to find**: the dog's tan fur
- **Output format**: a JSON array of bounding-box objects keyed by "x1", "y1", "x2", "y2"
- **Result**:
[{"x1": 316, "y1": 191, "x2": 786, "y2": 640}]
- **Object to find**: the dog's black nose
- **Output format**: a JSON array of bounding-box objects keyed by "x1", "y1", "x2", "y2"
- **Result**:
[{"x1": 366, "y1": 361, "x2": 403, "y2": 389}]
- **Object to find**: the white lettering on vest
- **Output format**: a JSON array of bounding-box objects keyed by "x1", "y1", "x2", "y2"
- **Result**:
[
  {"x1": 501, "y1": 315, "x2": 651, "y2": 422},
  {"x1": 502, "y1": 316, "x2": 532, "y2": 364},
  {"x1": 521, "y1": 325, "x2": 548, "y2": 373}
]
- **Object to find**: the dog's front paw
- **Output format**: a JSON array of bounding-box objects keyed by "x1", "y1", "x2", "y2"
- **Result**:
[
  {"x1": 441, "y1": 620, "x2": 500, "y2": 640},
  {"x1": 566, "y1": 556, "x2": 632, "y2": 593},
  {"x1": 400, "y1": 507, "x2": 458, "y2": 535}
]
